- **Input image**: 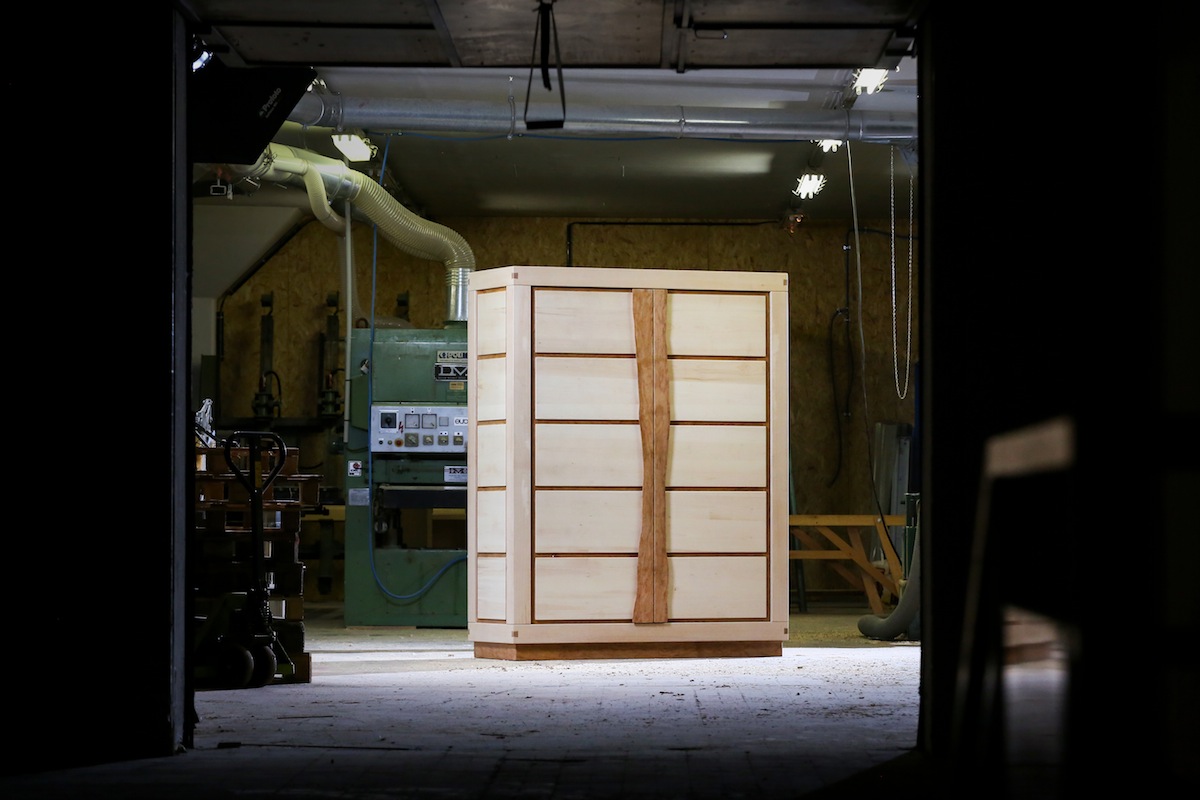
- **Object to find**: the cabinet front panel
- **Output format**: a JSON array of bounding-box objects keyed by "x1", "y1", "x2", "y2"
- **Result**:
[
  {"x1": 475, "y1": 290, "x2": 507, "y2": 355},
  {"x1": 667, "y1": 293, "x2": 766, "y2": 357},
  {"x1": 669, "y1": 360, "x2": 766, "y2": 422},
  {"x1": 535, "y1": 557, "x2": 637, "y2": 620},
  {"x1": 665, "y1": 491, "x2": 767, "y2": 552},
  {"x1": 476, "y1": 489, "x2": 507, "y2": 553},
  {"x1": 476, "y1": 423, "x2": 508, "y2": 488},
  {"x1": 535, "y1": 489, "x2": 642, "y2": 553},
  {"x1": 535, "y1": 357, "x2": 639, "y2": 420},
  {"x1": 535, "y1": 423, "x2": 642, "y2": 486},
  {"x1": 467, "y1": 267, "x2": 787, "y2": 652},
  {"x1": 476, "y1": 356, "x2": 507, "y2": 422},
  {"x1": 534, "y1": 289, "x2": 635, "y2": 354},
  {"x1": 669, "y1": 556, "x2": 767, "y2": 619},
  {"x1": 667, "y1": 426, "x2": 766, "y2": 487},
  {"x1": 476, "y1": 556, "x2": 507, "y2": 620}
]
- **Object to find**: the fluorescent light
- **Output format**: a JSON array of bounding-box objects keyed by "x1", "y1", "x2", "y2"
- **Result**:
[
  {"x1": 332, "y1": 134, "x2": 374, "y2": 162},
  {"x1": 792, "y1": 173, "x2": 826, "y2": 199},
  {"x1": 192, "y1": 48, "x2": 213, "y2": 72},
  {"x1": 853, "y1": 68, "x2": 891, "y2": 95}
]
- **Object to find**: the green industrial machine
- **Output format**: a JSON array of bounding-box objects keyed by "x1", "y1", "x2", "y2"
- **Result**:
[{"x1": 343, "y1": 325, "x2": 469, "y2": 626}]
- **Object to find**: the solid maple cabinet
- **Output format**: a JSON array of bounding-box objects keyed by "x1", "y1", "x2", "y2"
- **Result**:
[{"x1": 466, "y1": 266, "x2": 789, "y2": 659}]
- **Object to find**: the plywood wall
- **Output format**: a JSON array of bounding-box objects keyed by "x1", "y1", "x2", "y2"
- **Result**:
[{"x1": 212, "y1": 214, "x2": 918, "y2": 591}]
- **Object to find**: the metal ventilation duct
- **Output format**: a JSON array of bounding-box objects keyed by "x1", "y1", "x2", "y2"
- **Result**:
[{"x1": 288, "y1": 93, "x2": 918, "y2": 144}]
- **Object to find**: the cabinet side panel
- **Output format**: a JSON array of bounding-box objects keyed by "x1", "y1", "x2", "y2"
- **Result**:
[
  {"x1": 669, "y1": 556, "x2": 768, "y2": 619},
  {"x1": 505, "y1": 285, "x2": 534, "y2": 626},
  {"x1": 535, "y1": 423, "x2": 643, "y2": 486},
  {"x1": 535, "y1": 557, "x2": 638, "y2": 620},
  {"x1": 476, "y1": 423, "x2": 508, "y2": 487},
  {"x1": 476, "y1": 290, "x2": 507, "y2": 355},
  {"x1": 534, "y1": 289, "x2": 635, "y2": 353},
  {"x1": 667, "y1": 293, "x2": 766, "y2": 356},
  {"x1": 476, "y1": 556, "x2": 507, "y2": 620},
  {"x1": 667, "y1": 426, "x2": 766, "y2": 487},
  {"x1": 666, "y1": 491, "x2": 767, "y2": 552},
  {"x1": 535, "y1": 490, "x2": 642, "y2": 553},
  {"x1": 768, "y1": 286, "x2": 790, "y2": 623},
  {"x1": 476, "y1": 356, "x2": 506, "y2": 421},
  {"x1": 476, "y1": 489, "x2": 507, "y2": 553}
]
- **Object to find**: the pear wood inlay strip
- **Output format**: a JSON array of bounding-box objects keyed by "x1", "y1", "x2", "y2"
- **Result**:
[{"x1": 632, "y1": 288, "x2": 669, "y2": 623}]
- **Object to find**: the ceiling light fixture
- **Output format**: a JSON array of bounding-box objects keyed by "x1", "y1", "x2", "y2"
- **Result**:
[
  {"x1": 853, "y1": 68, "x2": 892, "y2": 95},
  {"x1": 815, "y1": 139, "x2": 843, "y2": 153},
  {"x1": 192, "y1": 48, "x2": 213, "y2": 72},
  {"x1": 792, "y1": 173, "x2": 826, "y2": 199},
  {"x1": 332, "y1": 134, "x2": 374, "y2": 162}
]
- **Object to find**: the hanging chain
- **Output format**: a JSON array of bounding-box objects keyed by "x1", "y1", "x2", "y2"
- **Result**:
[{"x1": 890, "y1": 146, "x2": 913, "y2": 400}]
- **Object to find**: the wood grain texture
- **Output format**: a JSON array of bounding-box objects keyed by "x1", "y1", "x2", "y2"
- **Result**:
[
  {"x1": 649, "y1": 289, "x2": 670, "y2": 621},
  {"x1": 632, "y1": 289, "x2": 669, "y2": 623},
  {"x1": 535, "y1": 490, "x2": 641, "y2": 552},
  {"x1": 534, "y1": 356, "x2": 639, "y2": 419},
  {"x1": 533, "y1": 288, "x2": 635, "y2": 353},
  {"x1": 535, "y1": 557, "x2": 638, "y2": 620},
  {"x1": 473, "y1": 640, "x2": 783, "y2": 661}
]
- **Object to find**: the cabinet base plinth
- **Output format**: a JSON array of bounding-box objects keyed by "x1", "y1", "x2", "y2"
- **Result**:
[{"x1": 473, "y1": 640, "x2": 783, "y2": 661}]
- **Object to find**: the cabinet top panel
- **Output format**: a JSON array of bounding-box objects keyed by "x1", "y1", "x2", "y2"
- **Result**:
[{"x1": 468, "y1": 266, "x2": 788, "y2": 293}]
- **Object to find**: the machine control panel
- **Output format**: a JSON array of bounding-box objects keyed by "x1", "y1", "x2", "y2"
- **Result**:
[{"x1": 370, "y1": 404, "x2": 468, "y2": 453}]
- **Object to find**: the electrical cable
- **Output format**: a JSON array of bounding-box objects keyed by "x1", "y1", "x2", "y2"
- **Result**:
[
  {"x1": 376, "y1": 554, "x2": 468, "y2": 602},
  {"x1": 360, "y1": 134, "x2": 465, "y2": 604},
  {"x1": 889, "y1": 145, "x2": 914, "y2": 400},
  {"x1": 842, "y1": 140, "x2": 916, "y2": 592},
  {"x1": 366, "y1": 136, "x2": 384, "y2": 590}
]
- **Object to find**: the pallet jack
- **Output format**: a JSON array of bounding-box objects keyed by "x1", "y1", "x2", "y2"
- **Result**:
[{"x1": 193, "y1": 431, "x2": 296, "y2": 689}]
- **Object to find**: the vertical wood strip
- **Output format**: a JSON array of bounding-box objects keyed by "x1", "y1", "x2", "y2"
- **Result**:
[
  {"x1": 649, "y1": 289, "x2": 669, "y2": 621},
  {"x1": 631, "y1": 289, "x2": 669, "y2": 623}
]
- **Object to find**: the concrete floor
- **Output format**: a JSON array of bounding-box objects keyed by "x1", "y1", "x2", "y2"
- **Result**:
[{"x1": 4, "y1": 599, "x2": 928, "y2": 799}]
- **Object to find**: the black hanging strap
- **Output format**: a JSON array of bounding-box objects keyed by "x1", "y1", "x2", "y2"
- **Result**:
[{"x1": 524, "y1": 0, "x2": 566, "y2": 130}]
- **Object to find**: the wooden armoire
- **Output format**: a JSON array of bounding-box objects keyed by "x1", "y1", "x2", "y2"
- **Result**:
[{"x1": 466, "y1": 266, "x2": 789, "y2": 659}]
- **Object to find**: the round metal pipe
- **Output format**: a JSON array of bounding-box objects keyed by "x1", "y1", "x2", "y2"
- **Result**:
[{"x1": 290, "y1": 93, "x2": 918, "y2": 144}]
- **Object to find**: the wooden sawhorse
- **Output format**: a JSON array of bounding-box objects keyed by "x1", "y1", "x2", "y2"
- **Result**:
[{"x1": 788, "y1": 514, "x2": 906, "y2": 615}]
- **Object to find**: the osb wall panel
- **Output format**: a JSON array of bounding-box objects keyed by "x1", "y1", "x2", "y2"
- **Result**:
[{"x1": 216, "y1": 214, "x2": 918, "y2": 591}]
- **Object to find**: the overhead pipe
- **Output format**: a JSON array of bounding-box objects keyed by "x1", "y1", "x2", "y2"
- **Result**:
[
  {"x1": 212, "y1": 143, "x2": 475, "y2": 324},
  {"x1": 289, "y1": 92, "x2": 918, "y2": 144}
]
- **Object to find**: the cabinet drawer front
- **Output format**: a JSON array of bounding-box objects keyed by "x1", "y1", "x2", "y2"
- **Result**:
[
  {"x1": 535, "y1": 357, "x2": 639, "y2": 420},
  {"x1": 667, "y1": 426, "x2": 766, "y2": 487},
  {"x1": 535, "y1": 423, "x2": 642, "y2": 486},
  {"x1": 669, "y1": 556, "x2": 767, "y2": 619},
  {"x1": 666, "y1": 491, "x2": 767, "y2": 552},
  {"x1": 535, "y1": 490, "x2": 642, "y2": 553},
  {"x1": 670, "y1": 360, "x2": 766, "y2": 422},
  {"x1": 475, "y1": 290, "x2": 507, "y2": 355},
  {"x1": 667, "y1": 293, "x2": 766, "y2": 357},
  {"x1": 534, "y1": 289, "x2": 635, "y2": 353},
  {"x1": 476, "y1": 556, "x2": 507, "y2": 620},
  {"x1": 476, "y1": 356, "x2": 506, "y2": 422},
  {"x1": 535, "y1": 557, "x2": 637, "y2": 620}
]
